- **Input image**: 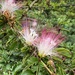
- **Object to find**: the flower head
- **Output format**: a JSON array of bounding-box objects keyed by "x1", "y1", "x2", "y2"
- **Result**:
[
  {"x1": 1, "y1": 0, "x2": 19, "y2": 14},
  {"x1": 33, "y1": 29, "x2": 65, "y2": 57},
  {"x1": 0, "y1": 0, "x2": 21, "y2": 19},
  {"x1": 20, "y1": 19, "x2": 38, "y2": 45}
]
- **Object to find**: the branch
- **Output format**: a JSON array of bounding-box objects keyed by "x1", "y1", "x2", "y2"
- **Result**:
[{"x1": 41, "y1": 60, "x2": 56, "y2": 75}]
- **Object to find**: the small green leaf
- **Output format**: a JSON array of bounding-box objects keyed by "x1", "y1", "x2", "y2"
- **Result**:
[
  {"x1": 56, "y1": 48, "x2": 71, "y2": 58},
  {"x1": 27, "y1": 56, "x2": 38, "y2": 65},
  {"x1": 21, "y1": 70, "x2": 34, "y2": 75},
  {"x1": 13, "y1": 64, "x2": 22, "y2": 75},
  {"x1": 57, "y1": 67, "x2": 66, "y2": 75},
  {"x1": 71, "y1": 58, "x2": 75, "y2": 68},
  {"x1": 38, "y1": 72, "x2": 43, "y2": 75},
  {"x1": 0, "y1": 15, "x2": 7, "y2": 25},
  {"x1": 52, "y1": 56, "x2": 63, "y2": 62}
]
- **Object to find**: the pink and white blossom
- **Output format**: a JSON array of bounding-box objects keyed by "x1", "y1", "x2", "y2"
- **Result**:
[
  {"x1": 20, "y1": 19, "x2": 38, "y2": 45},
  {"x1": 1, "y1": 0, "x2": 19, "y2": 14},
  {"x1": 33, "y1": 29, "x2": 65, "y2": 57}
]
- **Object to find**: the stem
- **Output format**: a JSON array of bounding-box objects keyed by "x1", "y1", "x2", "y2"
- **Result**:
[
  {"x1": 8, "y1": 71, "x2": 10, "y2": 75},
  {"x1": 41, "y1": 60, "x2": 55, "y2": 75}
]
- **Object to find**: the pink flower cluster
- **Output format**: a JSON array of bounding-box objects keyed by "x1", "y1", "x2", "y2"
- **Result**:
[
  {"x1": 0, "y1": 0, "x2": 65, "y2": 57},
  {"x1": 33, "y1": 29, "x2": 65, "y2": 57},
  {"x1": 20, "y1": 19, "x2": 65, "y2": 57}
]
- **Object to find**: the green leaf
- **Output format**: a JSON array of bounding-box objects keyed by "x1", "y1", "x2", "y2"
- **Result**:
[
  {"x1": 21, "y1": 70, "x2": 34, "y2": 75},
  {"x1": 6, "y1": 64, "x2": 11, "y2": 70},
  {"x1": 56, "y1": 48, "x2": 71, "y2": 58},
  {"x1": 13, "y1": 64, "x2": 22, "y2": 75},
  {"x1": 0, "y1": 15, "x2": 7, "y2": 25},
  {"x1": 52, "y1": 56, "x2": 63, "y2": 62},
  {"x1": 71, "y1": 58, "x2": 75, "y2": 68},
  {"x1": 38, "y1": 72, "x2": 43, "y2": 75},
  {"x1": 57, "y1": 67, "x2": 66, "y2": 75},
  {"x1": 27, "y1": 56, "x2": 38, "y2": 65}
]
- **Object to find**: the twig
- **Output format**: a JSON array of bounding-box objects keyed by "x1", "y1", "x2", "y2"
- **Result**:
[{"x1": 41, "y1": 60, "x2": 56, "y2": 75}]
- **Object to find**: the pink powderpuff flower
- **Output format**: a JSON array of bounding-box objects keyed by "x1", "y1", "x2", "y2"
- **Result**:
[
  {"x1": 33, "y1": 29, "x2": 65, "y2": 57},
  {"x1": 0, "y1": 0, "x2": 19, "y2": 14},
  {"x1": 20, "y1": 19, "x2": 38, "y2": 46}
]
